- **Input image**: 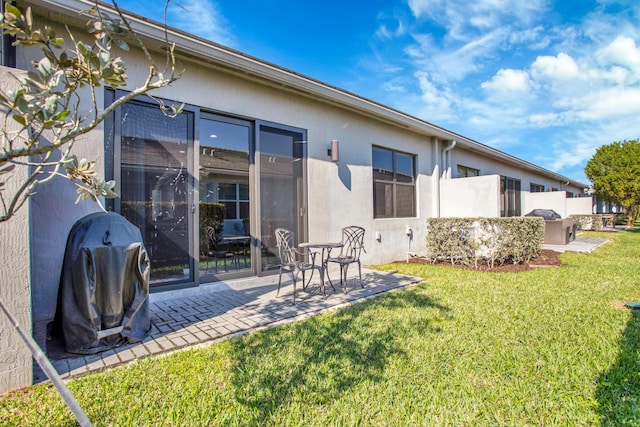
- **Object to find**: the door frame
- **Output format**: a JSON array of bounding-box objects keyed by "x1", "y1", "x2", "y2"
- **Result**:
[{"x1": 108, "y1": 91, "x2": 309, "y2": 290}]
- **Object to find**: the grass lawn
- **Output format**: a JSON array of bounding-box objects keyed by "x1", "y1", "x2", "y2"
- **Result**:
[{"x1": 2, "y1": 229, "x2": 640, "y2": 426}]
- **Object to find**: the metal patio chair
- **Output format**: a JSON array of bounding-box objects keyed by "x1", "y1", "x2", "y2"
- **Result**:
[
  {"x1": 326, "y1": 226, "x2": 365, "y2": 293},
  {"x1": 202, "y1": 226, "x2": 238, "y2": 273},
  {"x1": 275, "y1": 228, "x2": 325, "y2": 304}
]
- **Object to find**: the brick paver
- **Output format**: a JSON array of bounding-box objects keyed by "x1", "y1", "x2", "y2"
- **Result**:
[{"x1": 34, "y1": 269, "x2": 422, "y2": 382}]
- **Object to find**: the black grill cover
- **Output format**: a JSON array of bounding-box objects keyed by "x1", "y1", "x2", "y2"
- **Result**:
[
  {"x1": 55, "y1": 212, "x2": 151, "y2": 354},
  {"x1": 524, "y1": 209, "x2": 562, "y2": 220}
]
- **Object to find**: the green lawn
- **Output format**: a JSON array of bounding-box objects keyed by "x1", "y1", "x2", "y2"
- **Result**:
[{"x1": 2, "y1": 229, "x2": 640, "y2": 426}]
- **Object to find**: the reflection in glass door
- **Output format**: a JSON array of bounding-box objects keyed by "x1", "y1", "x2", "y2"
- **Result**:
[
  {"x1": 119, "y1": 101, "x2": 194, "y2": 286},
  {"x1": 199, "y1": 114, "x2": 252, "y2": 281},
  {"x1": 258, "y1": 125, "x2": 306, "y2": 273}
]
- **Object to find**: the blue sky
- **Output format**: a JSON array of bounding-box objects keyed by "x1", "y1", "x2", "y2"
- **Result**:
[{"x1": 118, "y1": 0, "x2": 640, "y2": 185}]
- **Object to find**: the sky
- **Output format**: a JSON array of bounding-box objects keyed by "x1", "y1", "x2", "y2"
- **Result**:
[{"x1": 118, "y1": 0, "x2": 640, "y2": 185}]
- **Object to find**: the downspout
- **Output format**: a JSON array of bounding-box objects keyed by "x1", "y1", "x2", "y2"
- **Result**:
[
  {"x1": 442, "y1": 139, "x2": 457, "y2": 179},
  {"x1": 432, "y1": 137, "x2": 440, "y2": 217}
]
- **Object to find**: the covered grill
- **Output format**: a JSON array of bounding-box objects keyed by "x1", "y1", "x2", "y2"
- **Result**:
[
  {"x1": 525, "y1": 209, "x2": 576, "y2": 245},
  {"x1": 53, "y1": 212, "x2": 151, "y2": 354}
]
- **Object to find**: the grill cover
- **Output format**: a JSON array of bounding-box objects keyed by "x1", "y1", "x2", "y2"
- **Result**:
[
  {"x1": 54, "y1": 212, "x2": 151, "y2": 354},
  {"x1": 524, "y1": 209, "x2": 562, "y2": 220}
]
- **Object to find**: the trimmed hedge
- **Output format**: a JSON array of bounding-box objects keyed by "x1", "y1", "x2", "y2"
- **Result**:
[
  {"x1": 426, "y1": 217, "x2": 545, "y2": 268},
  {"x1": 570, "y1": 214, "x2": 603, "y2": 231}
]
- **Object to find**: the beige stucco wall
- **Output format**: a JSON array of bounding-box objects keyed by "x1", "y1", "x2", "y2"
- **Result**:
[
  {"x1": 452, "y1": 148, "x2": 585, "y2": 195},
  {"x1": 522, "y1": 191, "x2": 592, "y2": 218},
  {"x1": 523, "y1": 191, "x2": 571, "y2": 217},
  {"x1": 0, "y1": 66, "x2": 33, "y2": 393},
  {"x1": 14, "y1": 15, "x2": 107, "y2": 341},
  {"x1": 566, "y1": 196, "x2": 593, "y2": 216},
  {"x1": 113, "y1": 50, "x2": 436, "y2": 265},
  {"x1": 440, "y1": 175, "x2": 501, "y2": 218}
]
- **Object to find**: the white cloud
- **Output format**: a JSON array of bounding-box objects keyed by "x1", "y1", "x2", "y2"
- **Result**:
[
  {"x1": 564, "y1": 87, "x2": 640, "y2": 120},
  {"x1": 407, "y1": 0, "x2": 549, "y2": 33},
  {"x1": 407, "y1": 28, "x2": 509, "y2": 83},
  {"x1": 415, "y1": 71, "x2": 452, "y2": 112},
  {"x1": 366, "y1": 0, "x2": 640, "y2": 181},
  {"x1": 530, "y1": 53, "x2": 580, "y2": 81},
  {"x1": 169, "y1": 0, "x2": 235, "y2": 47},
  {"x1": 481, "y1": 69, "x2": 532, "y2": 99},
  {"x1": 596, "y1": 36, "x2": 640, "y2": 82}
]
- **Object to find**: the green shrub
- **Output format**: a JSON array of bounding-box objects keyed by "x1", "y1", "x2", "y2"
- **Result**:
[
  {"x1": 426, "y1": 217, "x2": 544, "y2": 268},
  {"x1": 571, "y1": 214, "x2": 603, "y2": 231}
]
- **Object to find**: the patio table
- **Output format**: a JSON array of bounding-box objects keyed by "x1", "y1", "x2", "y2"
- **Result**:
[
  {"x1": 222, "y1": 235, "x2": 251, "y2": 268},
  {"x1": 298, "y1": 242, "x2": 342, "y2": 291}
]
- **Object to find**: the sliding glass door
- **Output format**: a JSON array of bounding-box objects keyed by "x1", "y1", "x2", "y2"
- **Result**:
[
  {"x1": 258, "y1": 124, "x2": 307, "y2": 272},
  {"x1": 113, "y1": 94, "x2": 308, "y2": 287},
  {"x1": 118, "y1": 101, "x2": 194, "y2": 286},
  {"x1": 198, "y1": 114, "x2": 252, "y2": 281}
]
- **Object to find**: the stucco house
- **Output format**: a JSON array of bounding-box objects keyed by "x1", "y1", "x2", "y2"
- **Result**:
[{"x1": 0, "y1": 0, "x2": 592, "y2": 393}]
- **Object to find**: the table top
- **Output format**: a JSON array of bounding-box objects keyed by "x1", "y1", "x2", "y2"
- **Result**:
[
  {"x1": 299, "y1": 242, "x2": 342, "y2": 249},
  {"x1": 222, "y1": 235, "x2": 251, "y2": 242}
]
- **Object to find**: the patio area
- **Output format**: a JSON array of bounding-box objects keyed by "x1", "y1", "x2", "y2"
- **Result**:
[{"x1": 36, "y1": 268, "x2": 422, "y2": 383}]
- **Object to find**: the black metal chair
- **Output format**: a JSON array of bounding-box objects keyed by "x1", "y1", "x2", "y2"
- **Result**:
[
  {"x1": 326, "y1": 226, "x2": 365, "y2": 293},
  {"x1": 203, "y1": 226, "x2": 238, "y2": 273},
  {"x1": 275, "y1": 228, "x2": 324, "y2": 304}
]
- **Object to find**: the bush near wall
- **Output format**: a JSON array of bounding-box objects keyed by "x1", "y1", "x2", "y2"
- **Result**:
[
  {"x1": 426, "y1": 217, "x2": 545, "y2": 268},
  {"x1": 571, "y1": 214, "x2": 603, "y2": 231}
]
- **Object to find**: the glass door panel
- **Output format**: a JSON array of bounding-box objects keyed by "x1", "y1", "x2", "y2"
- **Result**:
[
  {"x1": 199, "y1": 115, "x2": 252, "y2": 281},
  {"x1": 258, "y1": 125, "x2": 306, "y2": 272},
  {"x1": 120, "y1": 102, "x2": 194, "y2": 286}
]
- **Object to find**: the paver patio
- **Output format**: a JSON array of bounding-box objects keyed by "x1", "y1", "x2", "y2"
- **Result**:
[{"x1": 36, "y1": 268, "x2": 422, "y2": 383}]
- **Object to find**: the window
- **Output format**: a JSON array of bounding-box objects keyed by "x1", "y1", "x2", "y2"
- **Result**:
[
  {"x1": 566, "y1": 191, "x2": 574, "y2": 198},
  {"x1": 530, "y1": 183, "x2": 545, "y2": 193},
  {"x1": 218, "y1": 182, "x2": 249, "y2": 220},
  {"x1": 373, "y1": 146, "x2": 416, "y2": 218},
  {"x1": 1, "y1": 3, "x2": 16, "y2": 68},
  {"x1": 457, "y1": 165, "x2": 479, "y2": 177},
  {"x1": 500, "y1": 176, "x2": 521, "y2": 217}
]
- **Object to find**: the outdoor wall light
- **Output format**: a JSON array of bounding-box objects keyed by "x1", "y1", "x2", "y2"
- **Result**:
[{"x1": 328, "y1": 139, "x2": 339, "y2": 162}]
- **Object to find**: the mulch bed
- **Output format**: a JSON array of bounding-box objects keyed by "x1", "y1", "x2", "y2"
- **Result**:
[{"x1": 400, "y1": 249, "x2": 562, "y2": 273}]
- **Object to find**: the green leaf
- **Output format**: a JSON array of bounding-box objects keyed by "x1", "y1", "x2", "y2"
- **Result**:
[
  {"x1": 37, "y1": 57, "x2": 53, "y2": 76},
  {"x1": 4, "y1": 3, "x2": 22, "y2": 19},
  {"x1": 44, "y1": 94, "x2": 58, "y2": 115},
  {"x1": 114, "y1": 38, "x2": 129, "y2": 52},
  {"x1": 50, "y1": 109, "x2": 70, "y2": 121},
  {"x1": 95, "y1": 38, "x2": 109, "y2": 53},
  {"x1": 76, "y1": 41, "x2": 90, "y2": 56},
  {"x1": 12, "y1": 114, "x2": 27, "y2": 126}
]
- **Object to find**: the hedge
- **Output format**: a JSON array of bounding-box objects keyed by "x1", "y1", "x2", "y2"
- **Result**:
[
  {"x1": 426, "y1": 217, "x2": 545, "y2": 268},
  {"x1": 570, "y1": 214, "x2": 603, "y2": 231}
]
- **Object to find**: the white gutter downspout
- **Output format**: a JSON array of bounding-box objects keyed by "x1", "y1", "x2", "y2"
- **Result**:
[
  {"x1": 432, "y1": 137, "x2": 440, "y2": 217},
  {"x1": 442, "y1": 139, "x2": 457, "y2": 179}
]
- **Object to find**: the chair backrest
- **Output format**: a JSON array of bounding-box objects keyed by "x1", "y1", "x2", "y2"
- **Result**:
[
  {"x1": 275, "y1": 228, "x2": 296, "y2": 265},
  {"x1": 341, "y1": 226, "x2": 365, "y2": 260}
]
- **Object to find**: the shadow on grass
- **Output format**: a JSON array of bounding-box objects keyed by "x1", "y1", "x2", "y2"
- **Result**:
[
  {"x1": 227, "y1": 289, "x2": 449, "y2": 421},
  {"x1": 596, "y1": 309, "x2": 640, "y2": 425}
]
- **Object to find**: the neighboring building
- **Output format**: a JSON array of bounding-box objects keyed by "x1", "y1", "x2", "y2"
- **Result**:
[{"x1": 1, "y1": 0, "x2": 591, "y2": 392}]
